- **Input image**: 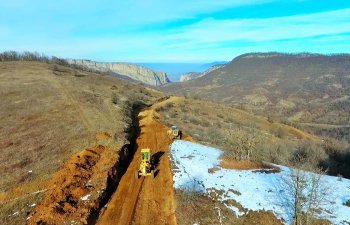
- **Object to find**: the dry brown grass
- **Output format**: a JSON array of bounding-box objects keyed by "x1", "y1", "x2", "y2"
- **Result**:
[
  {"x1": 0, "y1": 61, "x2": 164, "y2": 224},
  {"x1": 155, "y1": 97, "x2": 323, "y2": 167},
  {"x1": 220, "y1": 159, "x2": 280, "y2": 172},
  {"x1": 174, "y1": 189, "x2": 283, "y2": 225}
]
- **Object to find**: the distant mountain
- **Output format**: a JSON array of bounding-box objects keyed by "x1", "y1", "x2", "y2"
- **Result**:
[
  {"x1": 137, "y1": 62, "x2": 227, "y2": 81},
  {"x1": 180, "y1": 64, "x2": 225, "y2": 82},
  {"x1": 200, "y1": 61, "x2": 227, "y2": 69},
  {"x1": 68, "y1": 59, "x2": 170, "y2": 86},
  {"x1": 162, "y1": 52, "x2": 350, "y2": 138},
  {"x1": 179, "y1": 72, "x2": 201, "y2": 82}
]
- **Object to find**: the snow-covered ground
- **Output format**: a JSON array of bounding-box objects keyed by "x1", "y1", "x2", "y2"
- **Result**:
[{"x1": 170, "y1": 140, "x2": 350, "y2": 225}]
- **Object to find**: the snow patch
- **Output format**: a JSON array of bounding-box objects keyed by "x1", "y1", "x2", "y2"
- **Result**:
[
  {"x1": 32, "y1": 189, "x2": 47, "y2": 195},
  {"x1": 9, "y1": 211, "x2": 19, "y2": 217},
  {"x1": 80, "y1": 194, "x2": 91, "y2": 201},
  {"x1": 170, "y1": 140, "x2": 350, "y2": 225}
]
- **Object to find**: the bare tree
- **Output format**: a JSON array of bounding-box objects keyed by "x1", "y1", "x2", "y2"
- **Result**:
[
  {"x1": 226, "y1": 126, "x2": 260, "y2": 160},
  {"x1": 279, "y1": 164, "x2": 330, "y2": 225}
]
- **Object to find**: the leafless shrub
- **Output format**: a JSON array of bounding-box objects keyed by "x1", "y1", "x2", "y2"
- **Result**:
[
  {"x1": 188, "y1": 116, "x2": 201, "y2": 126},
  {"x1": 111, "y1": 93, "x2": 118, "y2": 105},
  {"x1": 291, "y1": 141, "x2": 328, "y2": 168},
  {"x1": 272, "y1": 127, "x2": 287, "y2": 138},
  {"x1": 277, "y1": 165, "x2": 331, "y2": 225},
  {"x1": 164, "y1": 102, "x2": 174, "y2": 110},
  {"x1": 344, "y1": 199, "x2": 350, "y2": 207}
]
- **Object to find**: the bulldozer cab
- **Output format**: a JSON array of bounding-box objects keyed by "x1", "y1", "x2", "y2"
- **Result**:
[
  {"x1": 171, "y1": 126, "x2": 178, "y2": 135},
  {"x1": 167, "y1": 125, "x2": 181, "y2": 140},
  {"x1": 135, "y1": 148, "x2": 154, "y2": 178},
  {"x1": 141, "y1": 149, "x2": 151, "y2": 161}
]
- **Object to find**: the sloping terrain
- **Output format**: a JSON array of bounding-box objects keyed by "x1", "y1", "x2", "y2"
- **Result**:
[
  {"x1": 96, "y1": 97, "x2": 191, "y2": 225},
  {"x1": 0, "y1": 61, "x2": 164, "y2": 224},
  {"x1": 155, "y1": 97, "x2": 322, "y2": 163},
  {"x1": 2, "y1": 60, "x2": 348, "y2": 225},
  {"x1": 170, "y1": 140, "x2": 350, "y2": 225},
  {"x1": 27, "y1": 142, "x2": 119, "y2": 224},
  {"x1": 154, "y1": 97, "x2": 350, "y2": 179},
  {"x1": 162, "y1": 53, "x2": 350, "y2": 139},
  {"x1": 68, "y1": 59, "x2": 170, "y2": 86},
  {"x1": 180, "y1": 64, "x2": 225, "y2": 82}
]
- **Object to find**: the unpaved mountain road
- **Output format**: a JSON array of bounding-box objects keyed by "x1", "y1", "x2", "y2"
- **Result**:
[{"x1": 96, "y1": 97, "x2": 190, "y2": 225}]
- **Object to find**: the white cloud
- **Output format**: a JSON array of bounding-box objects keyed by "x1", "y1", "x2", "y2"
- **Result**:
[
  {"x1": 1, "y1": 3, "x2": 350, "y2": 62},
  {"x1": 111, "y1": 0, "x2": 274, "y2": 24},
  {"x1": 167, "y1": 8, "x2": 350, "y2": 45}
]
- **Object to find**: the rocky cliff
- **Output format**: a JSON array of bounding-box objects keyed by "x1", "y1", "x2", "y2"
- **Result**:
[
  {"x1": 68, "y1": 59, "x2": 170, "y2": 86},
  {"x1": 179, "y1": 72, "x2": 201, "y2": 82},
  {"x1": 179, "y1": 64, "x2": 225, "y2": 82}
]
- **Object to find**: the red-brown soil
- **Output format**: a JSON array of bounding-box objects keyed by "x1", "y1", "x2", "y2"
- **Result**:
[
  {"x1": 220, "y1": 159, "x2": 280, "y2": 173},
  {"x1": 27, "y1": 143, "x2": 120, "y2": 225},
  {"x1": 96, "y1": 103, "x2": 191, "y2": 225}
]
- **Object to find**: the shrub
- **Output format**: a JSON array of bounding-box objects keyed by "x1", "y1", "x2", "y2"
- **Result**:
[
  {"x1": 164, "y1": 102, "x2": 174, "y2": 110},
  {"x1": 272, "y1": 127, "x2": 286, "y2": 138},
  {"x1": 344, "y1": 199, "x2": 350, "y2": 207},
  {"x1": 111, "y1": 93, "x2": 118, "y2": 105}
]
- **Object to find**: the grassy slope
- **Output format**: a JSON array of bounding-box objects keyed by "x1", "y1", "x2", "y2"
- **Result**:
[
  {"x1": 0, "y1": 61, "x2": 164, "y2": 224},
  {"x1": 159, "y1": 98, "x2": 335, "y2": 225},
  {"x1": 156, "y1": 97, "x2": 323, "y2": 166},
  {"x1": 161, "y1": 53, "x2": 350, "y2": 139}
]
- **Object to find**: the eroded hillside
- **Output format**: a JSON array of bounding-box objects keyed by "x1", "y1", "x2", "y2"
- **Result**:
[{"x1": 0, "y1": 61, "x2": 165, "y2": 224}]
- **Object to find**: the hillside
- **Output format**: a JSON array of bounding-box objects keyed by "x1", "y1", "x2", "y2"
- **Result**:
[
  {"x1": 155, "y1": 97, "x2": 350, "y2": 179},
  {"x1": 2, "y1": 58, "x2": 349, "y2": 225},
  {"x1": 162, "y1": 53, "x2": 350, "y2": 139},
  {"x1": 0, "y1": 61, "x2": 165, "y2": 224},
  {"x1": 68, "y1": 59, "x2": 170, "y2": 86},
  {"x1": 170, "y1": 140, "x2": 350, "y2": 225},
  {"x1": 180, "y1": 64, "x2": 226, "y2": 82}
]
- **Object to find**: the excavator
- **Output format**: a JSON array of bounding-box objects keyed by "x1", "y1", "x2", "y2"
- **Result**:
[{"x1": 135, "y1": 148, "x2": 155, "y2": 178}]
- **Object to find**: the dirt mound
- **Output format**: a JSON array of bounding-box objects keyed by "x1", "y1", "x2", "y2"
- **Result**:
[
  {"x1": 27, "y1": 145, "x2": 119, "y2": 225},
  {"x1": 220, "y1": 159, "x2": 280, "y2": 173},
  {"x1": 95, "y1": 133, "x2": 112, "y2": 140}
]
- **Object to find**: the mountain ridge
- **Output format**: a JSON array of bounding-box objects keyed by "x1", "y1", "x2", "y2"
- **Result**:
[
  {"x1": 68, "y1": 59, "x2": 170, "y2": 86},
  {"x1": 180, "y1": 63, "x2": 226, "y2": 82},
  {"x1": 161, "y1": 52, "x2": 350, "y2": 139}
]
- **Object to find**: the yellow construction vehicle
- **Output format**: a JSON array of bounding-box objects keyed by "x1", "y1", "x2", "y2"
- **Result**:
[
  {"x1": 135, "y1": 148, "x2": 155, "y2": 178},
  {"x1": 167, "y1": 125, "x2": 181, "y2": 140}
]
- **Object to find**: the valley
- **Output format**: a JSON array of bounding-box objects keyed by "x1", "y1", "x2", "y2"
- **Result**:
[
  {"x1": 162, "y1": 53, "x2": 350, "y2": 140},
  {"x1": 1, "y1": 54, "x2": 350, "y2": 225},
  {"x1": 2, "y1": 1, "x2": 350, "y2": 224}
]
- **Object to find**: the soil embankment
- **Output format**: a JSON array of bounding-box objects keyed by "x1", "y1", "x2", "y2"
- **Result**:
[
  {"x1": 96, "y1": 98, "x2": 190, "y2": 225},
  {"x1": 27, "y1": 97, "x2": 189, "y2": 225},
  {"x1": 27, "y1": 143, "x2": 120, "y2": 224}
]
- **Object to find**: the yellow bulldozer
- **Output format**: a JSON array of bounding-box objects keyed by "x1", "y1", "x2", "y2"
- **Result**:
[
  {"x1": 167, "y1": 125, "x2": 182, "y2": 140},
  {"x1": 135, "y1": 148, "x2": 155, "y2": 178}
]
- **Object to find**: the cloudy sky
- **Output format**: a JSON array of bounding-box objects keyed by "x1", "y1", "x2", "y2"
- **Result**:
[{"x1": 1, "y1": 0, "x2": 350, "y2": 62}]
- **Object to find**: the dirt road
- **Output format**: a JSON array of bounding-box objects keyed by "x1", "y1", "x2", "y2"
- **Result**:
[{"x1": 97, "y1": 98, "x2": 186, "y2": 225}]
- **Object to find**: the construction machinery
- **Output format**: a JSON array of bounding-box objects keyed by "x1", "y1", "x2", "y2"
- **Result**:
[
  {"x1": 135, "y1": 148, "x2": 155, "y2": 179},
  {"x1": 167, "y1": 125, "x2": 181, "y2": 140}
]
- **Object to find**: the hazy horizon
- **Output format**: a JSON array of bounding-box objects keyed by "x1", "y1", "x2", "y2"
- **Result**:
[{"x1": 1, "y1": 0, "x2": 350, "y2": 62}]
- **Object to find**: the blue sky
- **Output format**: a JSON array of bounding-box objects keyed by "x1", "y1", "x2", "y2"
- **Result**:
[{"x1": 1, "y1": 0, "x2": 350, "y2": 62}]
